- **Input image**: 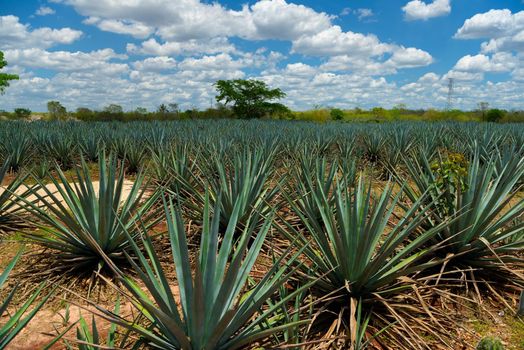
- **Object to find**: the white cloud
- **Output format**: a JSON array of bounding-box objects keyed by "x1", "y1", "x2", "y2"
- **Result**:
[
  {"x1": 0, "y1": 15, "x2": 82, "y2": 49},
  {"x1": 178, "y1": 53, "x2": 245, "y2": 71},
  {"x1": 454, "y1": 52, "x2": 518, "y2": 73},
  {"x1": 83, "y1": 17, "x2": 153, "y2": 39},
  {"x1": 54, "y1": 0, "x2": 333, "y2": 42},
  {"x1": 246, "y1": 0, "x2": 333, "y2": 40},
  {"x1": 132, "y1": 56, "x2": 176, "y2": 72},
  {"x1": 455, "y1": 10, "x2": 524, "y2": 56},
  {"x1": 455, "y1": 9, "x2": 523, "y2": 40},
  {"x1": 386, "y1": 47, "x2": 433, "y2": 68},
  {"x1": 4, "y1": 48, "x2": 128, "y2": 74},
  {"x1": 36, "y1": 6, "x2": 56, "y2": 16},
  {"x1": 402, "y1": 0, "x2": 451, "y2": 21},
  {"x1": 355, "y1": 9, "x2": 374, "y2": 21},
  {"x1": 126, "y1": 38, "x2": 237, "y2": 56},
  {"x1": 291, "y1": 26, "x2": 392, "y2": 57}
]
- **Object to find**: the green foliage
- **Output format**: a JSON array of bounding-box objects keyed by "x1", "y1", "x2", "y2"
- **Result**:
[
  {"x1": 0, "y1": 251, "x2": 51, "y2": 347},
  {"x1": 63, "y1": 300, "x2": 126, "y2": 350},
  {"x1": 20, "y1": 151, "x2": 162, "y2": 275},
  {"x1": 96, "y1": 194, "x2": 311, "y2": 350},
  {"x1": 330, "y1": 108, "x2": 344, "y2": 120},
  {"x1": 13, "y1": 108, "x2": 31, "y2": 119},
  {"x1": 429, "y1": 152, "x2": 469, "y2": 216},
  {"x1": 0, "y1": 161, "x2": 36, "y2": 234},
  {"x1": 281, "y1": 175, "x2": 448, "y2": 300},
  {"x1": 402, "y1": 147, "x2": 524, "y2": 272},
  {"x1": 476, "y1": 337, "x2": 504, "y2": 350},
  {"x1": 0, "y1": 51, "x2": 19, "y2": 94},
  {"x1": 186, "y1": 147, "x2": 280, "y2": 229},
  {"x1": 485, "y1": 109, "x2": 505, "y2": 123},
  {"x1": 47, "y1": 101, "x2": 68, "y2": 120},
  {"x1": 215, "y1": 79, "x2": 289, "y2": 119}
]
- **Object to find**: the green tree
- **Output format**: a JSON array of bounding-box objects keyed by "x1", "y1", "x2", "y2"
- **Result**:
[
  {"x1": 47, "y1": 101, "x2": 67, "y2": 120},
  {"x1": 104, "y1": 104, "x2": 123, "y2": 114},
  {"x1": 485, "y1": 108, "x2": 505, "y2": 123},
  {"x1": 13, "y1": 108, "x2": 31, "y2": 119},
  {"x1": 330, "y1": 108, "x2": 344, "y2": 121},
  {"x1": 214, "y1": 79, "x2": 288, "y2": 119},
  {"x1": 135, "y1": 107, "x2": 148, "y2": 114},
  {"x1": 0, "y1": 51, "x2": 19, "y2": 94},
  {"x1": 75, "y1": 107, "x2": 94, "y2": 121}
]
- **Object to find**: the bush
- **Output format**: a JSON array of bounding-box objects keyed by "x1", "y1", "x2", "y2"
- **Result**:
[
  {"x1": 330, "y1": 108, "x2": 344, "y2": 121},
  {"x1": 476, "y1": 337, "x2": 504, "y2": 350},
  {"x1": 485, "y1": 109, "x2": 505, "y2": 123},
  {"x1": 13, "y1": 108, "x2": 31, "y2": 119}
]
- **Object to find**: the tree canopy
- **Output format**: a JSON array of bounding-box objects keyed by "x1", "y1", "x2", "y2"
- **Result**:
[
  {"x1": 0, "y1": 51, "x2": 19, "y2": 95},
  {"x1": 214, "y1": 79, "x2": 289, "y2": 119}
]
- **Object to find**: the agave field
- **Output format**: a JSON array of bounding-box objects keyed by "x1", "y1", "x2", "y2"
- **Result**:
[{"x1": 1, "y1": 119, "x2": 524, "y2": 349}]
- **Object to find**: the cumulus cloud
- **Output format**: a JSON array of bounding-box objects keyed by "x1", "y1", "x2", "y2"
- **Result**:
[
  {"x1": 455, "y1": 9, "x2": 523, "y2": 40},
  {"x1": 83, "y1": 17, "x2": 154, "y2": 39},
  {"x1": 402, "y1": 0, "x2": 451, "y2": 21},
  {"x1": 132, "y1": 56, "x2": 177, "y2": 72},
  {"x1": 386, "y1": 47, "x2": 433, "y2": 68},
  {"x1": 454, "y1": 53, "x2": 518, "y2": 73},
  {"x1": 52, "y1": 0, "x2": 333, "y2": 42},
  {"x1": 291, "y1": 26, "x2": 392, "y2": 57},
  {"x1": 0, "y1": 15, "x2": 82, "y2": 49},
  {"x1": 126, "y1": 38, "x2": 237, "y2": 56},
  {"x1": 35, "y1": 6, "x2": 56, "y2": 16},
  {"x1": 4, "y1": 48, "x2": 128, "y2": 74},
  {"x1": 455, "y1": 9, "x2": 524, "y2": 55}
]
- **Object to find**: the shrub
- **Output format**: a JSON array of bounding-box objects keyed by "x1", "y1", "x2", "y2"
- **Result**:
[
  {"x1": 13, "y1": 108, "x2": 31, "y2": 119},
  {"x1": 485, "y1": 109, "x2": 505, "y2": 123},
  {"x1": 330, "y1": 108, "x2": 344, "y2": 120},
  {"x1": 476, "y1": 337, "x2": 504, "y2": 350},
  {"x1": 47, "y1": 101, "x2": 67, "y2": 120}
]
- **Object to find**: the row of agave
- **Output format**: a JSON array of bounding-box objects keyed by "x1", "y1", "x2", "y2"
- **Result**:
[
  {"x1": 1, "y1": 120, "x2": 524, "y2": 174},
  {"x1": 0, "y1": 125, "x2": 523, "y2": 348}
]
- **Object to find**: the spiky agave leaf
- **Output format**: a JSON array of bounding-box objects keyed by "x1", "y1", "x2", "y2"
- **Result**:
[
  {"x1": 186, "y1": 147, "x2": 281, "y2": 230},
  {"x1": 20, "y1": 151, "x2": 162, "y2": 276},
  {"x1": 401, "y1": 147, "x2": 524, "y2": 272},
  {"x1": 151, "y1": 143, "x2": 199, "y2": 200},
  {"x1": 93, "y1": 193, "x2": 314, "y2": 350},
  {"x1": 285, "y1": 156, "x2": 356, "y2": 228},
  {"x1": 283, "y1": 175, "x2": 447, "y2": 298},
  {"x1": 277, "y1": 175, "x2": 455, "y2": 347},
  {"x1": 0, "y1": 162, "x2": 38, "y2": 235},
  {"x1": 1, "y1": 135, "x2": 33, "y2": 173},
  {"x1": 0, "y1": 250, "x2": 52, "y2": 348},
  {"x1": 44, "y1": 135, "x2": 77, "y2": 170}
]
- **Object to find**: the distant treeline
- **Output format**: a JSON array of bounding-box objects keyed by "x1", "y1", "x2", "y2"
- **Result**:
[{"x1": 1, "y1": 102, "x2": 523, "y2": 123}]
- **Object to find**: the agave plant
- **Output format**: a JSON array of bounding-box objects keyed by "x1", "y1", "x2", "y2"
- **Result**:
[
  {"x1": 94, "y1": 194, "x2": 312, "y2": 350},
  {"x1": 1, "y1": 251, "x2": 51, "y2": 347},
  {"x1": 284, "y1": 176, "x2": 448, "y2": 297},
  {"x1": 1, "y1": 135, "x2": 33, "y2": 173},
  {"x1": 79, "y1": 136, "x2": 102, "y2": 163},
  {"x1": 401, "y1": 149, "x2": 524, "y2": 273},
  {"x1": 361, "y1": 131, "x2": 385, "y2": 163},
  {"x1": 151, "y1": 143, "x2": 198, "y2": 199},
  {"x1": 0, "y1": 161, "x2": 37, "y2": 235},
  {"x1": 278, "y1": 175, "x2": 452, "y2": 346},
  {"x1": 44, "y1": 135, "x2": 78, "y2": 170},
  {"x1": 286, "y1": 156, "x2": 355, "y2": 227},
  {"x1": 186, "y1": 147, "x2": 280, "y2": 229},
  {"x1": 62, "y1": 301, "x2": 128, "y2": 350},
  {"x1": 20, "y1": 151, "x2": 161, "y2": 276}
]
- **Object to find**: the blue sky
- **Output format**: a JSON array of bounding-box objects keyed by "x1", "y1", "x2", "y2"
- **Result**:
[{"x1": 1, "y1": 0, "x2": 523, "y2": 112}]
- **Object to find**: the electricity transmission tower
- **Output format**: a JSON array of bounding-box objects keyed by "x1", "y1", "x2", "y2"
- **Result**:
[{"x1": 446, "y1": 78, "x2": 455, "y2": 111}]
